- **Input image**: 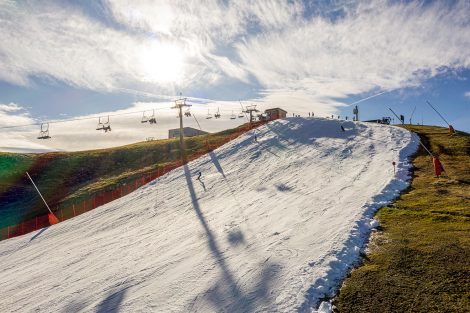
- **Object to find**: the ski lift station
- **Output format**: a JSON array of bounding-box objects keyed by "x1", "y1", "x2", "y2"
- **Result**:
[
  {"x1": 363, "y1": 117, "x2": 392, "y2": 125},
  {"x1": 264, "y1": 108, "x2": 287, "y2": 120},
  {"x1": 168, "y1": 127, "x2": 209, "y2": 139}
]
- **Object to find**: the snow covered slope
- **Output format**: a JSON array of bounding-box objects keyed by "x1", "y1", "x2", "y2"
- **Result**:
[{"x1": 0, "y1": 118, "x2": 418, "y2": 312}]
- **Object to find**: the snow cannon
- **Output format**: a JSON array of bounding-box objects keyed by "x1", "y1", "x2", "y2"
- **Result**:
[
  {"x1": 432, "y1": 156, "x2": 445, "y2": 178},
  {"x1": 48, "y1": 213, "x2": 60, "y2": 225},
  {"x1": 449, "y1": 125, "x2": 456, "y2": 135}
]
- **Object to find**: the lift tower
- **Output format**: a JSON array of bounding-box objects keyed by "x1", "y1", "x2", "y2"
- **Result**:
[
  {"x1": 172, "y1": 96, "x2": 191, "y2": 163},
  {"x1": 244, "y1": 105, "x2": 259, "y2": 124}
]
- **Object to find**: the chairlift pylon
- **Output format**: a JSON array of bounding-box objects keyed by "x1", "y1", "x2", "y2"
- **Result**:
[{"x1": 37, "y1": 123, "x2": 51, "y2": 139}]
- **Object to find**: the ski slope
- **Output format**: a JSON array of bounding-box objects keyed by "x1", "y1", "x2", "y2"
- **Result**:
[{"x1": 0, "y1": 118, "x2": 419, "y2": 312}]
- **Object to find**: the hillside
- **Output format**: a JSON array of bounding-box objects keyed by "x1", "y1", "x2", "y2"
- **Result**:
[
  {"x1": 0, "y1": 125, "x2": 249, "y2": 228},
  {"x1": 0, "y1": 118, "x2": 418, "y2": 312},
  {"x1": 335, "y1": 125, "x2": 470, "y2": 312}
]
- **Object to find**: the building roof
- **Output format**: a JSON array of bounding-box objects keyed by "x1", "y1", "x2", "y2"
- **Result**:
[
  {"x1": 168, "y1": 127, "x2": 208, "y2": 133},
  {"x1": 265, "y1": 108, "x2": 287, "y2": 113}
]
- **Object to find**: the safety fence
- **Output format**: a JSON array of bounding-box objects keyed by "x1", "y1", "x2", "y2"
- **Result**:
[{"x1": 0, "y1": 122, "x2": 265, "y2": 241}]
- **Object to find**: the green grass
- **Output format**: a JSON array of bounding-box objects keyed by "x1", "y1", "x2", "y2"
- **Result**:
[
  {"x1": 0, "y1": 124, "x2": 250, "y2": 227},
  {"x1": 334, "y1": 125, "x2": 470, "y2": 312}
]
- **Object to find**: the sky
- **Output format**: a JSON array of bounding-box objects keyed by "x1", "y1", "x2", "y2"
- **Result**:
[{"x1": 0, "y1": 0, "x2": 469, "y2": 151}]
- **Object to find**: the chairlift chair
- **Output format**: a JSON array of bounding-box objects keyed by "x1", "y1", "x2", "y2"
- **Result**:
[
  {"x1": 206, "y1": 109, "x2": 213, "y2": 119},
  {"x1": 238, "y1": 111, "x2": 245, "y2": 118},
  {"x1": 214, "y1": 107, "x2": 221, "y2": 119},
  {"x1": 230, "y1": 111, "x2": 236, "y2": 120},
  {"x1": 141, "y1": 111, "x2": 149, "y2": 123},
  {"x1": 148, "y1": 110, "x2": 157, "y2": 124},
  {"x1": 184, "y1": 109, "x2": 191, "y2": 117},
  {"x1": 37, "y1": 123, "x2": 51, "y2": 139},
  {"x1": 97, "y1": 116, "x2": 111, "y2": 132}
]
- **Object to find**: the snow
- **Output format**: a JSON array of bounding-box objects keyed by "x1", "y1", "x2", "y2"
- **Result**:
[{"x1": 0, "y1": 117, "x2": 419, "y2": 312}]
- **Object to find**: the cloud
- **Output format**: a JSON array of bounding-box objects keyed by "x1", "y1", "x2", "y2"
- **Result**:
[
  {"x1": 0, "y1": 102, "x2": 54, "y2": 153},
  {"x1": 1, "y1": 0, "x2": 470, "y2": 116},
  {"x1": 465, "y1": 91, "x2": 470, "y2": 98},
  {"x1": 0, "y1": 102, "x2": 34, "y2": 126}
]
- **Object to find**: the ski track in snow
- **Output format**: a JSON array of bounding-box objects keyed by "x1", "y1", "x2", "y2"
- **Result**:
[{"x1": 0, "y1": 117, "x2": 419, "y2": 313}]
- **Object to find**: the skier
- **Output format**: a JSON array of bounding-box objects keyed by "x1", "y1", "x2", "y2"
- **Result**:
[
  {"x1": 254, "y1": 134, "x2": 258, "y2": 142},
  {"x1": 341, "y1": 125, "x2": 345, "y2": 132},
  {"x1": 196, "y1": 171, "x2": 202, "y2": 180}
]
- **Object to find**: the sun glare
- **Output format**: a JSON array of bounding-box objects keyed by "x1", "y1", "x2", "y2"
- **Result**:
[{"x1": 138, "y1": 42, "x2": 185, "y2": 84}]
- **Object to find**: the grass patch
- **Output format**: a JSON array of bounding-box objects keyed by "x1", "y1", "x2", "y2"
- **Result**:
[{"x1": 334, "y1": 125, "x2": 470, "y2": 312}]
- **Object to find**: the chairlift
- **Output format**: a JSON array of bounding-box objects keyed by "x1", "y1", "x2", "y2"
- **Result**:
[
  {"x1": 96, "y1": 116, "x2": 111, "y2": 132},
  {"x1": 206, "y1": 109, "x2": 213, "y2": 119},
  {"x1": 148, "y1": 110, "x2": 157, "y2": 124},
  {"x1": 149, "y1": 117, "x2": 157, "y2": 124},
  {"x1": 37, "y1": 123, "x2": 51, "y2": 139},
  {"x1": 214, "y1": 107, "x2": 221, "y2": 119},
  {"x1": 184, "y1": 109, "x2": 191, "y2": 117},
  {"x1": 230, "y1": 110, "x2": 236, "y2": 120},
  {"x1": 141, "y1": 111, "x2": 149, "y2": 123},
  {"x1": 238, "y1": 111, "x2": 245, "y2": 118}
]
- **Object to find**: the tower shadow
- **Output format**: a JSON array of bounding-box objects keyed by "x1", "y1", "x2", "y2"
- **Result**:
[
  {"x1": 96, "y1": 287, "x2": 128, "y2": 313},
  {"x1": 183, "y1": 164, "x2": 251, "y2": 310}
]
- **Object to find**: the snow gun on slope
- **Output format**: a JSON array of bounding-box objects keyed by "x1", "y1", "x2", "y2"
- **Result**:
[
  {"x1": 26, "y1": 172, "x2": 60, "y2": 225},
  {"x1": 426, "y1": 100, "x2": 456, "y2": 135},
  {"x1": 389, "y1": 108, "x2": 447, "y2": 178}
]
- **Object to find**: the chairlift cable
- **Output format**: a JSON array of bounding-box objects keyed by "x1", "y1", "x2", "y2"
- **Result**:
[
  {"x1": 192, "y1": 113, "x2": 203, "y2": 132},
  {"x1": 0, "y1": 105, "x2": 175, "y2": 130}
]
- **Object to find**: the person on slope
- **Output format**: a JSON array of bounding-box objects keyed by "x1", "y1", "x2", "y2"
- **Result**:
[{"x1": 196, "y1": 171, "x2": 202, "y2": 181}]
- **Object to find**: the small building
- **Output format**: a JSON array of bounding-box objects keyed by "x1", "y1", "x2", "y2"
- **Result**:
[
  {"x1": 168, "y1": 127, "x2": 209, "y2": 139},
  {"x1": 264, "y1": 108, "x2": 287, "y2": 121}
]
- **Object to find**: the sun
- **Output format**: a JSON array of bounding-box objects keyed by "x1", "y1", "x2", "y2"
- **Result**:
[{"x1": 138, "y1": 42, "x2": 185, "y2": 84}]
